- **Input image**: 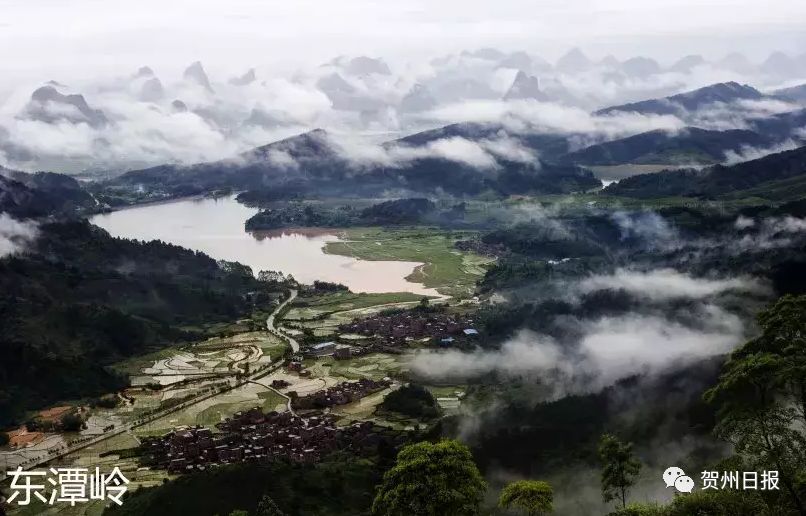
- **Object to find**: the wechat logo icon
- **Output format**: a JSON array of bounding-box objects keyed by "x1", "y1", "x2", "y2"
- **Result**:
[{"x1": 663, "y1": 466, "x2": 694, "y2": 493}]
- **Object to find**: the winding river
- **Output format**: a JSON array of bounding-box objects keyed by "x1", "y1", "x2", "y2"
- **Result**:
[{"x1": 90, "y1": 195, "x2": 438, "y2": 295}]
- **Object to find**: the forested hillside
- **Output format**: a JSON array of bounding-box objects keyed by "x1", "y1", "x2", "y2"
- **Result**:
[
  {"x1": 98, "y1": 128, "x2": 600, "y2": 204},
  {"x1": 0, "y1": 168, "x2": 96, "y2": 218},
  {"x1": 604, "y1": 145, "x2": 806, "y2": 199},
  {"x1": 559, "y1": 127, "x2": 772, "y2": 166},
  {"x1": 0, "y1": 220, "x2": 271, "y2": 425}
]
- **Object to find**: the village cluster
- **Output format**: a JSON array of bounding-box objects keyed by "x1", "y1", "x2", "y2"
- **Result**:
[
  {"x1": 143, "y1": 408, "x2": 403, "y2": 473},
  {"x1": 337, "y1": 310, "x2": 479, "y2": 347},
  {"x1": 291, "y1": 378, "x2": 391, "y2": 410},
  {"x1": 142, "y1": 306, "x2": 474, "y2": 474}
]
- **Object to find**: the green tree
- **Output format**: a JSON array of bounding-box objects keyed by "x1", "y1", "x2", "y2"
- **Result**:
[
  {"x1": 256, "y1": 495, "x2": 286, "y2": 516},
  {"x1": 605, "y1": 504, "x2": 664, "y2": 516},
  {"x1": 380, "y1": 383, "x2": 440, "y2": 419},
  {"x1": 372, "y1": 439, "x2": 487, "y2": 516},
  {"x1": 704, "y1": 295, "x2": 806, "y2": 515},
  {"x1": 258, "y1": 270, "x2": 284, "y2": 283},
  {"x1": 228, "y1": 511, "x2": 248, "y2": 516},
  {"x1": 598, "y1": 434, "x2": 641, "y2": 510},
  {"x1": 498, "y1": 480, "x2": 553, "y2": 515},
  {"x1": 60, "y1": 412, "x2": 84, "y2": 432},
  {"x1": 605, "y1": 489, "x2": 769, "y2": 516}
]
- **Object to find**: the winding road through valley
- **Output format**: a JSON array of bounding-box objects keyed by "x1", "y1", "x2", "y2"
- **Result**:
[{"x1": 267, "y1": 288, "x2": 300, "y2": 353}]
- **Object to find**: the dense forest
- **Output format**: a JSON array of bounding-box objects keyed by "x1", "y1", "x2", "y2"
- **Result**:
[
  {"x1": 105, "y1": 454, "x2": 385, "y2": 516},
  {"x1": 244, "y1": 198, "x2": 439, "y2": 230},
  {"x1": 0, "y1": 168, "x2": 96, "y2": 218}
]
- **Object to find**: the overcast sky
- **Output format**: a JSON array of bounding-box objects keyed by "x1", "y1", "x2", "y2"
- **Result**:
[{"x1": 0, "y1": 0, "x2": 805, "y2": 80}]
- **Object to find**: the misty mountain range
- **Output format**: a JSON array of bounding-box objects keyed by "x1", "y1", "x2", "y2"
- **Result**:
[
  {"x1": 102, "y1": 134, "x2": 806, "y2": 202},
  {"x1": 595, "y1": 81, "x2": 765, "y2": 117},
  {"x1": 98, "y1": 127, "x2": 601, "y2": 201},
  {"x1": 3, "y1": 74, "x2": 806, "y2": 209},
  {"x1": 1, "y1": 46, "x2": 806, "y2": 174},
  {"x1": 1, "y1": 46, "x2": 806, "y2": 221}
]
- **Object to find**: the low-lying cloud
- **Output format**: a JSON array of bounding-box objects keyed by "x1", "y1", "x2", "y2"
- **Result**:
[
  {"x1": 325, "y1": 132, "x2": 537, "y2": 170},
  {"x1": 577, "y1": 268, "x2": 767, "y2": 301},
  {"x1": 412, "y1": 268, "x2": 761, "y2": 399},
  {"x1": 734, "y1": 215, "x2": 806, "y2": 251},
  {"x1": 722, "y1": 138, "x2": 801, "y2": 165},
  {"x1": 422, "y1": 99, "x2": 686, "y2": 142},
  {"x1": 0, "y1": 213, "x2": 38, "y2": 258},
  {"x1": 611, "y1": 211, "x2": 678, "y2": 248},
  {"x1": 412, "y1": 306, "x2": 744, "y2": 399}
]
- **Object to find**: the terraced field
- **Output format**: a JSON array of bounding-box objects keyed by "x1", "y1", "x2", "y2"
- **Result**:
[
  {"x1": 115, "y1": 331, "x2": 288, "y2": 387},
  {"x1": 304, "y1": 354, "x2": 408, "y2": 382}
]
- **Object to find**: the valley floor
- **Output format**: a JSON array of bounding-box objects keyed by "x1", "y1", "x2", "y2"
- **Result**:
[{"x1": 2, "y1": 281, "x2": 470, "y2": 516}]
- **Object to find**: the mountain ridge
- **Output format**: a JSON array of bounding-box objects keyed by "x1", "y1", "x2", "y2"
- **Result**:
[
  {"x1": 595, "y1": 81, "x2": 765, "y2": 117},
  {"x1": 603, "y1": 144, "x2": 806, "y2": 199},
  {"x1": 101, "y1": 126, "x2": 599, "y2": 203}
]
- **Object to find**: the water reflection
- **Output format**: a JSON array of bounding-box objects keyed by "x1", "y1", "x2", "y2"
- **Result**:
[{"x1": 90, "y1": 196, "x2": 438, "y2": 295}]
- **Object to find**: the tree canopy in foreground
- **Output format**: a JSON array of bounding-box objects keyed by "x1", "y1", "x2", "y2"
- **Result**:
[{"x1": 372, "y1": 439, "x2": 487, "y2": 516}]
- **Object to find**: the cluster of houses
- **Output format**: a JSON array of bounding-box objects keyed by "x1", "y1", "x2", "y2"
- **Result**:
[
  {"x1": 286, "y1": 359, "x2": 312, "y2": 377},
  {"x1": 291, "y1": 378, "x2": 392, "y2": 410},
  {"x1": 338, "y1": 310, "x2": 479, "y2": 347},
  {"x1": 142, "y1": 408, "x2": 400, "y2": 473},
  {"x1": 454, "y1": 239, "x2": 506, "y2": 257}
]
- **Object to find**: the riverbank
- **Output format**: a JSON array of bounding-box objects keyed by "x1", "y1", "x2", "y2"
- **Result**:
[{"x1": 323, "y1": 227, "x2": 494, "y2": 298}]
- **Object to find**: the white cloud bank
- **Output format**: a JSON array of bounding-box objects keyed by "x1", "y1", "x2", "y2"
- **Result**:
[
  {"x1": 577, "y1": 268, "x2": 767, "y2": 301},
  {"x1": 0, "y1": 213, "x2": 38, "y2": 258},
  {"x1": 412, "y1": 269, "x2": 763, "y2": 398},
  {"x1": 413, "y1": 307, "x2": 744, "y2": 399}
]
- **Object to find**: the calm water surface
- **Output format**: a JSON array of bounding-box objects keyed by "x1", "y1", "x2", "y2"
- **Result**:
[{"x1": 90, "y1": 196, "x2": 437, "y2": 295}]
